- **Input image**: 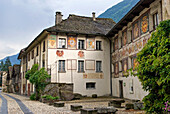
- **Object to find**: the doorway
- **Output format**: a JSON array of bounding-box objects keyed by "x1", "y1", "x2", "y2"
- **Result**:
[{"x1": 119, "y1": 80, "x2": 123, "y2": 98}]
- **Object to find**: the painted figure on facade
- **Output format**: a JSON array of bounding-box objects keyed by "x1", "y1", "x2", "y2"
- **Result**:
[{"x1": 123, "y1": 31, "x2": 127, "y2": 46}]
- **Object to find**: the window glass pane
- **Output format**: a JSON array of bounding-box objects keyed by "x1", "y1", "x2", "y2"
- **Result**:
[{"x1": 59, "y1": 39, "x2": 66, "y2": 48}]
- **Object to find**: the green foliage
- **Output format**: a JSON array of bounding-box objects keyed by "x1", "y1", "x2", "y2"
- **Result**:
[
  {"x1": 25, "y1": 64, "x2": 38, "y2": 80},
  {"x1": 30, "y1": 93, "x2": 36, "y2": 100},
  {"x1": 136, "y1": 20, "x2": 170, "y2": 113},
  {"x1": 0, "y1": 57, "x2": 12, "y2": 71},
  {"x1": 42, "y1": 95, "x2": 59, "y2": 100},
  {"x1": 26, "y1": 64, "x2": 51, "y2": 100}
]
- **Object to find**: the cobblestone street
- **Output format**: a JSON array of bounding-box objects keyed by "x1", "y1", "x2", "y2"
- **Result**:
[{"x1": 0, "y1": 91, "x2": 146, "y2": 114}]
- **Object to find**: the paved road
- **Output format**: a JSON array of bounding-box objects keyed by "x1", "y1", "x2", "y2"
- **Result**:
[{"x1": 0, "y1": 92, "x2": 145, "y2": 114}]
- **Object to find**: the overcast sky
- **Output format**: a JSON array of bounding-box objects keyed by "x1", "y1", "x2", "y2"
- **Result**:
[{"x1": 0, "y1": 0, "x2": 122, "y2": 59}]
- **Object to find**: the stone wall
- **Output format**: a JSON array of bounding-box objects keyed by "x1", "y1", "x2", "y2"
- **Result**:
[{"x1": 43, "y1": 83, "x2": 74, "y2": 101}]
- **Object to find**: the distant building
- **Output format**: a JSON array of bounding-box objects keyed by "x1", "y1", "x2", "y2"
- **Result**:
[{"x1": 18, "y1": 0, "x2": 169, "y2": 100}]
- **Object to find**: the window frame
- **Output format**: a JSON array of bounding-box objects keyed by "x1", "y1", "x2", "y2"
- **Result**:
[
  {"x1": 96, "y1": 61, "x2": 102, "y2": 72},
  {"x1": 78, "y1": 39, "x2": 85, "y2": 49},
  {"x1": 43, "y1": 41, "x2": 45, "y2": 52},
  {"x1": 36, "y1": 46, "x2": 39, "y2": 56},
  {"x1": 86, "y1": 82, "x2": 96, "y2": 89},
  {"x1": 153, "y1": 12, "x2": 159, "y2": 30},
  {"x1": 96, "y1": 41, "x2": 102, "y2": 50},
  {"x1": 58, "y1": 38, "x2": 66, "y2": 49},
  {"x1": 58, "y1": 60, "x2": 66, "y2": 72},
  {"x1": 78, "y1": 60, "x2": 84, "y2": 73}
]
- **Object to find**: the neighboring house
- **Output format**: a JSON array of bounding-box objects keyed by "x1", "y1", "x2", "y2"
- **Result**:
[
  {"x1": 18, "y1": 0, "x2": 169, "y2": 100},
  {"x1": 5, "y1": 65, "x2": 21, "y2": 93},
  {"x1": 18, "y1": 12, "x2": 116, "y2": 96},
  {"x1": 1, "y1": 71, "x2": 7, "y2": 92},
  {"x1": 107, "y1": 0, "x2": 169, "y2": 100}
]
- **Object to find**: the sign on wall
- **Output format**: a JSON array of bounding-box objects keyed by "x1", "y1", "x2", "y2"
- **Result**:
[
  {"x1": 140, "y1": 14, "x2": 149, "y2": 35},
  {"x1": 87, "y1": 38, "x2": 95, "y2": 50},
  {"x1": 68, "y1": 36, "x2": 77, "y2": 49},
  {"x1": 83, "y1": 73, "x2": 103, "y2": 79},
  {"x1": 48, "y1": 35, "x2": 57, "y2": 48}
]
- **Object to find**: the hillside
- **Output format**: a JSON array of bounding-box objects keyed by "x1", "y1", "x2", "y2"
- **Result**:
[
  {"x1": 98, "y1": 0, "x2": 140, "y2": 23},
  {"x1": 0, "y1": 53, "x2": 20, "y2": 66}
]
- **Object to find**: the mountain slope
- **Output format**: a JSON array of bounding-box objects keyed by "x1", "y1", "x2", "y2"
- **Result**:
[
  {"x1": 0, "y1": 53, "x2": 20, "y2": 66},
  {"x1": 98, "y1": 0, "x2": 140, "y2": 23}
]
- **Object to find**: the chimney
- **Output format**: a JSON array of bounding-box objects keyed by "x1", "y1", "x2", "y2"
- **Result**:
[
  {"x1": 92, "y1": 12, "x2": 96, "y2": 21},
  {"x1": 55, "y1": 12, "x2": 63, "y2": 25}
]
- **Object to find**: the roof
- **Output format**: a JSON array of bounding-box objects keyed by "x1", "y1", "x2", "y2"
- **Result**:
[
  {"x1": 46, "y1": 15, "x2": 116, "y2": 35},
  {"x1": 17, "y1": 48, "x2": 26, "y2": 59},
  {"x1": 107, "y1": 0, "x2": 155, "y2": 36}
]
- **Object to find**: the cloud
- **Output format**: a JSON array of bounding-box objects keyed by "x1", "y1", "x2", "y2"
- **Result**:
[{"x1": 0, "y1": 0, "x2": 122, "y2": 59}]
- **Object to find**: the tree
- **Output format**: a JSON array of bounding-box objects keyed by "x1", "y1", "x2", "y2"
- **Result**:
[
  {"x1": 0, "y1": 61, "x2": 4, "y2": 71},
  {"x1": 26, "y1": 64, "x2": 50, "y2": 100},
  {"x1": 136, "y1": 20, "x2": 170, "y2": 113},
  {"x1": 25, "y1": 64, "x2": 38, "y2": 80},
  {"x1": 4, "y1": 57, "x2": 12, "y2": 71}
]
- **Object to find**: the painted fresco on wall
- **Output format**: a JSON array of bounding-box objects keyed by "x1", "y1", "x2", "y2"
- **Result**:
[
  {"x1": 83, "y1": 73, "x2": 103, "y2": 79},
  {"x1": 56, "y1": 50, "x2": 64, "y2": 57},
  {"x1": 137, "y1": 40, "x2": 143, "y2": 49},
  {"x1": 115, "y1": 62, "x2": 119, "y2": 75},
  {"x1": 123, "y1": 59, "x2": 128, "y2": 72},
  {"x1": 141, "y1": 14, "x2": 149, "y2": 34},
  {"x1": 132, "y1": 57, "x2": 138, "y2": 71},
  {"x1": 133, "y1": 21, "x2": 139, "y2": 40},
  {"x1": 87, "y1": 38, "x2": 95, "y2": 50},
  {"x1": 123, "y1": 31, "x2": 127, "y2": 46},
  {"x1": 48, "y1": 35, "x2": 56, "y2": 48},
  {"x1": 78, "y1": 51, "x2": 84, "y2": 58},
  {"x1": 68, "y1": 36, "x2": 77, "y2": 49},
  {"x1": 114, "y1": 37, "x2": 118, "y2": 50}
]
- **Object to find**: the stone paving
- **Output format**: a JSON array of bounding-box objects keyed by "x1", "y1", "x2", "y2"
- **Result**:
[{"x1": 0, "y1": 92, "x2": 146, "y2": 114}]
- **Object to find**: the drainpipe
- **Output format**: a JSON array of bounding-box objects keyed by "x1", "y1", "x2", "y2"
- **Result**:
[
  {"x1": 25, "y1": 54, "x2": 28, "y2": 96},
  {"x1": 108, "y1": 37, "x2": 113, "y2": 96}
]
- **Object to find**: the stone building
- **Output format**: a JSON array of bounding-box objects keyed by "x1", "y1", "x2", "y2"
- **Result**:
[
  {"x1": 108, "y1": 0, "x2": 169, "y2": 100},
  {"x1": 1, "y1": 71, "x2": 7, "y2": 92},
  {"x1": 18, "y1": 12, "x2": 116, "y2": 96},
  {"x1": 18, "y1": 0, "x2": 169, "y2": 100},
  {"x1": 5, "y1": 65, "x2": 21, "y2": 93}
]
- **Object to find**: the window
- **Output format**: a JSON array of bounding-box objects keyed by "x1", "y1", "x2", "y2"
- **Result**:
[
  {"x1": 28, "y1": 53, "x2": 30, "y2": 61},
  {"x1": 59, "y1": 60, "x2": 65, "y2": 72},
  {"x1": 59, "y1": 38, "x2": 66, "y2": 48},
  {"x1": 36, "y1": 46, "x2": 39, "y2": 56},
  {"x1": 43, "y1": 41, "x2": 45, "y2": 52},
  {"x1": 96, "y1": 61, "x2": 102, "y2": 72},
  {"x1": 86, "y1": 82, "x2": 95, "y2": 89},
  {"x1": 153, "y1": 12, "x2": 159, "y2": 30},
  {"x1": 31, "y1": 50, "x2": 34, "y2": 59},
  {"x1": 96, "y1": 41, "x2": 102, "y2": 50},
  {"x1": 114, "y1": 37, "x2": 118, "y2": 51},
  {"x1": 42, "y1": 54, "x2": 45, "y2": 68},
  {"x1": 42, "y1": 60, "x2": 45, "y2": 68},
  {"x1": 78, "y1": 60, "x2": 84, "y2": 72},
  {"x1": 78, "y1": 40, "x2": 84, "y2": 49}
]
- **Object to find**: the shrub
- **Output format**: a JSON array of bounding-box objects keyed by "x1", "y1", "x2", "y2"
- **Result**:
[
  {"x1": 42, "y1": 95, "x2": 59, "y2": 100},
  {"x1": 30, "y1": 93, "x2": 36, "y2": 100},
  {"x1": 136, "y1": 20, "x2": 170, "y2": 113}
]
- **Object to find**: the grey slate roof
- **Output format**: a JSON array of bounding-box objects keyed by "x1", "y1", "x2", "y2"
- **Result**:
[{"x1": 46, "y1": 15, "x2": 116, "y2": 35}]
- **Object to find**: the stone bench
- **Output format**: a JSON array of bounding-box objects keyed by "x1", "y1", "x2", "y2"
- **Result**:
[
  {"x1": 125, "y1": 103, "x2": 134, "y2": 110},
  {"x1": 71, "y1": 105, "x2": 83, "y2": 111},
  {"x1": 80, "y1": 108, "x2": 98, "y2": 114},
  {"x1": 134, "y1": 102, "x2": 144, "y2": 110},
  {"x1": 109, "y1": 99, "x2": 125, "y2": 108},
  {"x1": 54, "y1": 102, "x2": 65, "y2": 107},
  {"x1": 94, "y1": 106, "x2": 117, "y2": 114}
]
